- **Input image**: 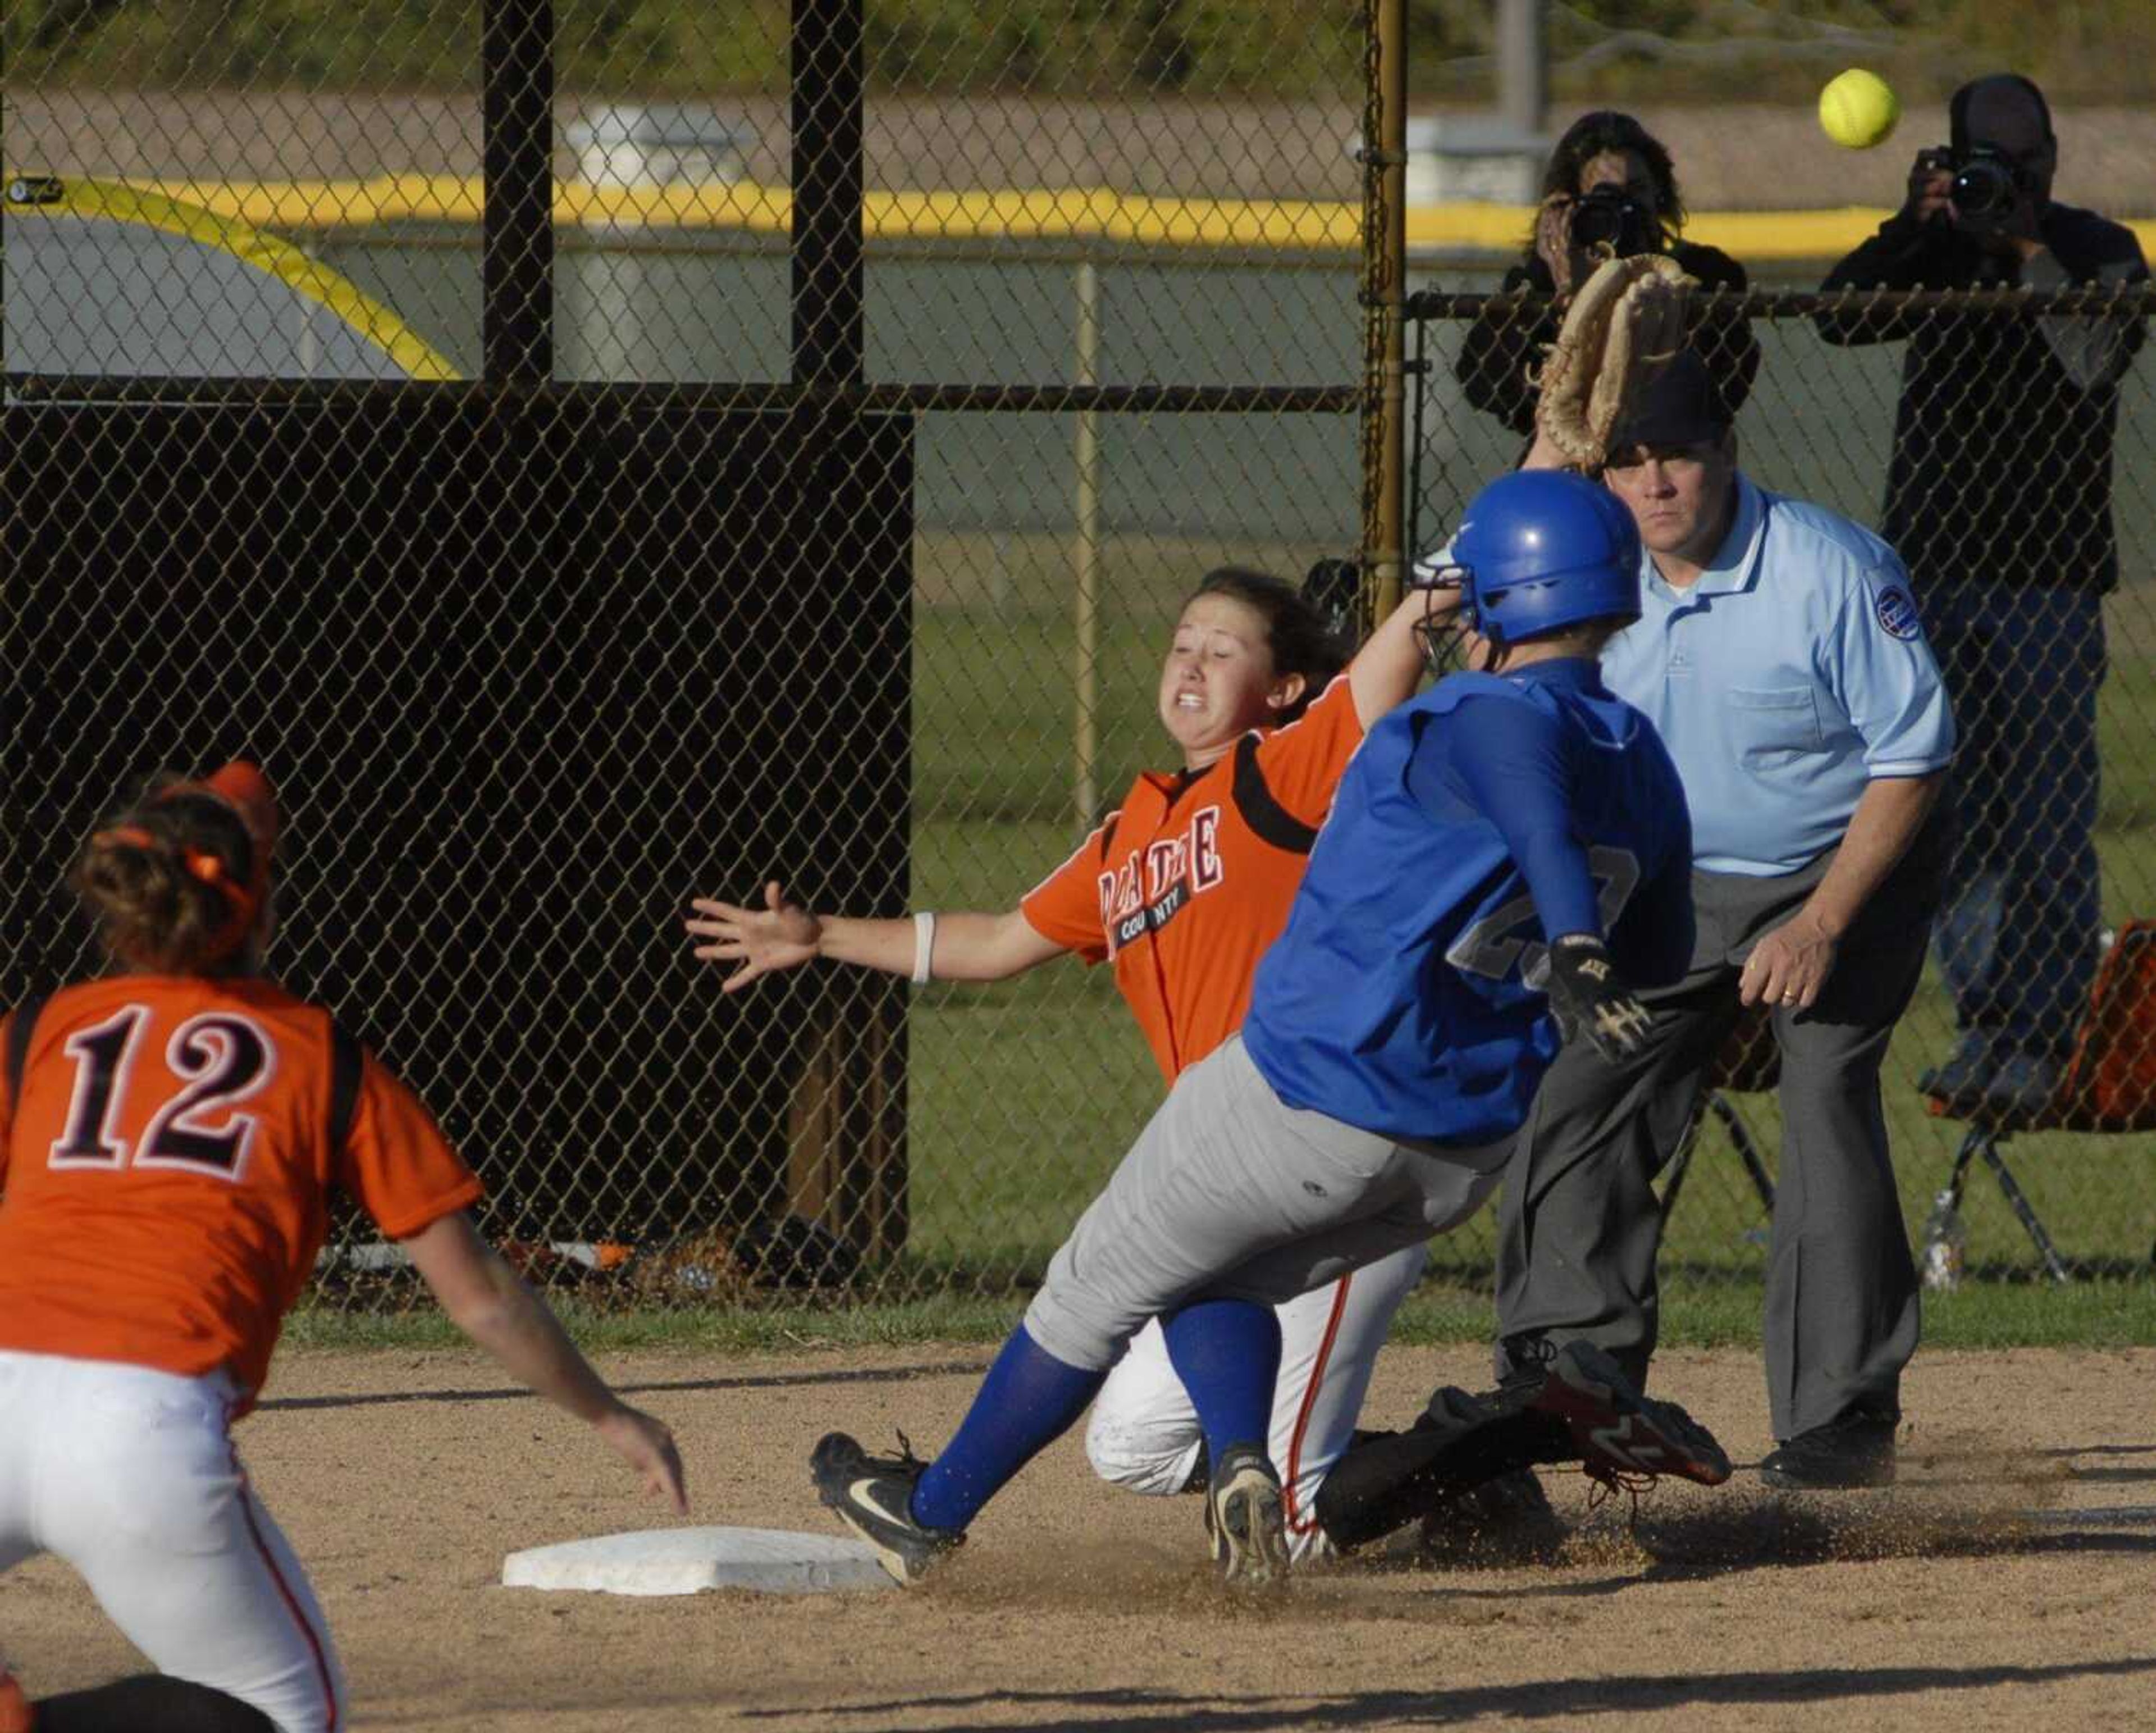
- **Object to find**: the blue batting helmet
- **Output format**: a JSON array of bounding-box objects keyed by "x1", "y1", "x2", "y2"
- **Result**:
[{"x1": 1435, "y1": 471, "x2": 1643, "y2": 648}]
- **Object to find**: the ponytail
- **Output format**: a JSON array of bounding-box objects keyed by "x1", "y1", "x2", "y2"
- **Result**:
[{"x1": 74, "y1": 778, "x2": 264, "y2": 975}]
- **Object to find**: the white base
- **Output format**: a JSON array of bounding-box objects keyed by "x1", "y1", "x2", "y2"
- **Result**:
[{"x1": 501, "y1": 1526, "x2": 893, "y2": 1596}]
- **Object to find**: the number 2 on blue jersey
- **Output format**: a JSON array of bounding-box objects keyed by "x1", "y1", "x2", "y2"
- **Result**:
[{"x1": 1445, "y1": 845, "x2": 1643, "y2": 986}]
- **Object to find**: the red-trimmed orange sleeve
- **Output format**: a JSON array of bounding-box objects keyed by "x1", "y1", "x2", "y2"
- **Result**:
[
  {"x1": 1018, "y1": 817, "x2": 1117, "y2": 963},
  {"x1": 335, "y1": 1054, "x2": 485, "y2": 1241},
  {"x1": 1249, "y1": 674, "x2": 1366, "y2": 827}
]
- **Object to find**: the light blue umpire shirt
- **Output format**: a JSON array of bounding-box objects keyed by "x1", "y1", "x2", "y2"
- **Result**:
[{"x1": 1597, "y1": 472, "x2": 1956, "y2": 877}]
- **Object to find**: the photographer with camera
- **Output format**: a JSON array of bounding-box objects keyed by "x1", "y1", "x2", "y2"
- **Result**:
[
  {"x1": 1816, "y1": 74, "x2": 2148, "y2": 1120},
  {"x1": 1456, "y1": 111, "x2": 1760, "y2": 445}
]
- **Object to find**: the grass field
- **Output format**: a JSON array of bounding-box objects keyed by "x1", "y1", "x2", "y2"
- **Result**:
[
  {"x1": 13, "y1": 1, "x2": 2154, "y2": 107},
  {"x1": 287, "y1": 1273, "x2": 2156, "y2": 1354},
  {"x1": 897, "y1": 531, "x2": 2156, "y2": 1292}
]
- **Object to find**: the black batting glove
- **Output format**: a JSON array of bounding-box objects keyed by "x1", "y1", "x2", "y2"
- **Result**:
[
  {"x1": 1301, "y1": 557, "x2": 1364, "y2": 645},
  {"x1": 1546, "y1": 934, "x2": 1655, "y2": 1064}
]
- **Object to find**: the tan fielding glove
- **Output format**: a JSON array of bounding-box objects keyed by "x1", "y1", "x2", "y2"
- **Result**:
[{"x1": 1532, "y1": 253, "x2": 1697, "y2": 471}]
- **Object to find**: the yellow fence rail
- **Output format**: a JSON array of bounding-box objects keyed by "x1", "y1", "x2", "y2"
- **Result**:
[{"x1": 13, "y1": 172, "x2": 2155, "y2": 258}]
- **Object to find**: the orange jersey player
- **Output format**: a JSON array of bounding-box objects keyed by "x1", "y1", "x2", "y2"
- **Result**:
[
  {"x1": 0, "y1": 765, "x2": 685, "y2": 1733},
  {"x1": 1018, "y1": 641, "x2": 1367, "y2": 1083},
  {"x1": 687, "y1": 565, "x2": 1448, "y2": 1561}
]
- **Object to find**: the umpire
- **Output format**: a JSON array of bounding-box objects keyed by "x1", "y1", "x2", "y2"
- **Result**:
[{"x1": 1491, "y1": 350, "x2": 1955, "y2": 1489}]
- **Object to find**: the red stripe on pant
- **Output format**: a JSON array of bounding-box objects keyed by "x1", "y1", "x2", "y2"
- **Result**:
[
  {"x1": 1282, "y1": 1273, "x2": 1353, "y2": 1538},
  {"x1": 229, "y1": 1444, "x2": 340, "y2": 1732}
]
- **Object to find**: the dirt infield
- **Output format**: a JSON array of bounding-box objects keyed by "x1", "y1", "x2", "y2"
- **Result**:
[{"x1": 7, "y1": 1343, "x2": 2154, "y2": 1730}]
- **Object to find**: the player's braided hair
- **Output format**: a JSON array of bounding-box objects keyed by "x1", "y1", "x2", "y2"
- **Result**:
[
  {"x1": 74, "y1": 776, "x2": 263, "y2": 975},
  {"x1": 1191, "y1": 567, "x2": 1350, "y2": 724}
]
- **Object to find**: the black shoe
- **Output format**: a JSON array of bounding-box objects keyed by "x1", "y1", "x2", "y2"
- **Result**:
[
  {"x1": 1918, "y1": 1034, "x2": 1997, "y2": 1114},
  {"x1": 809, "y1": 1431, "x2": 964, "y2": 1584},
  {"x1": 1309, "y1": 1387, "x2": 1566, "y2": 1553},
  {"x1": 1492, "y1": 1329, "x2": 1559, "y2": 1395},
  {"x1": 1426, "y1": 1378, "x2": 1574, "y2": 1467},
  {"x1": 1528, "y1": 1341, "x2": 1733, "y2": 1487},
  {"x1": 1415, "y1": 1467, "x2": 1569, "y2": 1565},
  {"x1": 1204, "y1": 1443, "x2": 1291, "y2": 1590},
  {"x1": 1447, "y1": 1334, "x2": 1570, "y2": 1438},
  {"x1": 1759, "y1": 1411, "x2": 1898, "y2": 1490}
]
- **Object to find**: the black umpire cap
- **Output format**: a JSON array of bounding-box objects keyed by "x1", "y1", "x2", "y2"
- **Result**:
[{"x1": 1609, "y1": 348, "x2": 1734, "y2": 452}]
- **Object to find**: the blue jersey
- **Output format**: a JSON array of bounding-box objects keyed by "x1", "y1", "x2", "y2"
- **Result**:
[{"x1": 1241, "y1": 659, "x2": 1693, "y2": 1146}]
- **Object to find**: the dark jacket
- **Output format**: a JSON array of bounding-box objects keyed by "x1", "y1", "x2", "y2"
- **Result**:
[
  {"x1": 1454, "y1": 238, "x2": 1760, "y2": 439},
  {"x1": 1816, "y1": 202, "x2": 2148, "y2": 593}
]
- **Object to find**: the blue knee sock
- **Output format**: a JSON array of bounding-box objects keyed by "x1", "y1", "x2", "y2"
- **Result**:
[
  {"x1": 910, "y1": 1324, "x2": 1104, "y2": 1533},
  {"x1": 1162, "y1": 1297, "x2": 1282, "y2": 1470}
]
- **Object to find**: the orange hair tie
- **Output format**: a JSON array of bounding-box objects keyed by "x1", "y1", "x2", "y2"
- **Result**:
[
  {"x1": 184, "y1": 849, "x2": 259, "y2": 961},
  {"x1": 90, "y1": 820, "x2": 259, "y2": 963},
  {"x1": 181, "y1": 847, "x2": 229, "y2": 886}
]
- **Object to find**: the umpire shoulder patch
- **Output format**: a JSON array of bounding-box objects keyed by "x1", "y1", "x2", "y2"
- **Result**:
[{"x1": 1873, "y1": 581, "x2": 1922, "y2": 642}]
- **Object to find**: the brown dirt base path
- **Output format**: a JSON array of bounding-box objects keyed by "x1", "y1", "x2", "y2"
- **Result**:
[{"x1": 7, "y1": 1344, "x2": 2154, "y2": 1730}]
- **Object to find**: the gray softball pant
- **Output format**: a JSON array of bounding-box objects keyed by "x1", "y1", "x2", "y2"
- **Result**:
[
  {"x1": 1025, "y1": 1033, "x2": 1501, "y2": 1372},
  {"x1": 1495, "y1": 818, "x2": 1946, "y2": 1442}
]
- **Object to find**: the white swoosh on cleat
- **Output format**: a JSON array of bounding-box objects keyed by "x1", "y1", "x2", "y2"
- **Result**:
[{"x1": 849, "y1": 1478, "x2": 915, "y2": 1530}]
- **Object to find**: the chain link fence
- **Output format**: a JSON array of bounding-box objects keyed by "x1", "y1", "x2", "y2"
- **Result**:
[
  {"x1": 2, "y1": 1, "x2": 1377, "y2": 1309},
  {"x1": 1414, "y1": 284, "x2": 2156, "y2": 1285},
  {"x1": 4, "y1": 3, "x2": 2154, "y2": 1312}
]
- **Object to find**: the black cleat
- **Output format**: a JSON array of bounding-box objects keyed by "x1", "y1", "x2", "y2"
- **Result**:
[
  {"x1": 1415, "y1": 1466, "x2": 1570, "y2": 1565},
  {"x1": 1528, "y1": 1341, "x2": 1733, "y2": 1488},
  {"x1": 809, "y1": 1431, "x2": 964, "y2": 1584},
  {"x1": 1205, "y1": 1444, "x2": 1291, "y2": 1590},
  {"x1": 1760, "y1": 1411, "x2": 1898, "y2": 1490}
]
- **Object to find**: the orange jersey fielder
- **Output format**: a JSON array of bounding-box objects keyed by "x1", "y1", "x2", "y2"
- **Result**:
[
  {"x1": 0, "y1": 974, "x2": 481, "y2": 1408},
  {"x1": 1021, "y1": 673, "x2": 1365, "y2": 1082}
]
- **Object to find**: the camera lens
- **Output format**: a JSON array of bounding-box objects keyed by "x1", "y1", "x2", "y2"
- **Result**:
[
  {"x1": 1951, "y1": 154, "x2": 2017, "y2": 220},
  {"x1": 1569, "y1": 187, "x2": 1646, "y2": 254},
  {"x1": 1572, "y1": 200, "x2": 1621, "y2": 248}
]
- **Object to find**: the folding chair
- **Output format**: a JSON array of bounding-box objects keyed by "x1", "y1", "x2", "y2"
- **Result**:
[
  {"x1": 1919, "y1": 921, "x2": 2156, "y2": 1284},
  {"x1": 1657, "y1": 1000, "x2": 1778, "y2": 1226}
]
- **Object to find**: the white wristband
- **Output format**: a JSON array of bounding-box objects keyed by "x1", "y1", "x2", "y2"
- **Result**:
[{"x1": 911, "y1": 911, "x2": 937, "y2": 985}]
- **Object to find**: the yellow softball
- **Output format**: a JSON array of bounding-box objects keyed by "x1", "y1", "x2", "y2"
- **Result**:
[{"x1": 1819, "y1": 69, "x2": 1901, "y2": 151}]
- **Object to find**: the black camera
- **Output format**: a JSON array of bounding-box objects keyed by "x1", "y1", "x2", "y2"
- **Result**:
[
  {"x1": 1951, "y1": 144, "x2": 2026, "y2": 224},
  {"x1": 1920, "y1": 143, "x2": 2030, "y2": 229},
  {"x1": 1569, "y1": 184, "x2": 1656, "y2": 258}
]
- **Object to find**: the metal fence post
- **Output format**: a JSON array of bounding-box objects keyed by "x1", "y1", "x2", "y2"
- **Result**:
[
  {"x1": 791, "y1": 0, "x2": 866, "y2": 387},
  {"x1": 481, "y1": 0, "x2": 555, "y2": 386},
  {"x1": 1074, "y1": 258, "x2": 1102, "y2": 827},
  {"x1": 1360, "y1": 0, "x2": 1409, "y2": 616}
]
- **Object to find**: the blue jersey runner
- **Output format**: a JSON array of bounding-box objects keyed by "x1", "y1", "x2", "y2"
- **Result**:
[{"x1": 1243, "y1": 658, "x2": 1693, "y2": 1147}]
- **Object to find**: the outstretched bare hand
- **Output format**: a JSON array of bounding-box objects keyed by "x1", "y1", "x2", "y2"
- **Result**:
[
  {"x1": 595, "y1": 1403, "x2": 689, "y2": 1515},
  {"x1": 684, "y1": 880, "x2": 822, "y2": 991}
]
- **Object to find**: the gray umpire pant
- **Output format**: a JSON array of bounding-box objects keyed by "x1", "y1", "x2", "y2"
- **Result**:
[{"x1": 1494, "y1": 817, "x2": 1947, "y2": 1443}]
